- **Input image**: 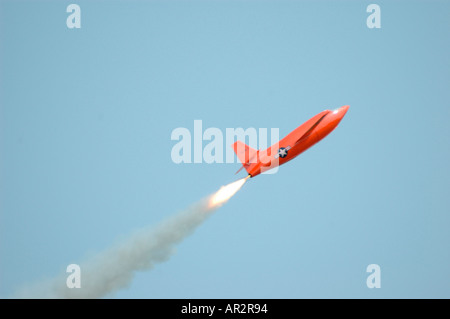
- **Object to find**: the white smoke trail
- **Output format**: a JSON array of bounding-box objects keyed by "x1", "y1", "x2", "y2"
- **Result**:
[{"x1": 14, "y1": 177, "x2": 248, "y2": 298}]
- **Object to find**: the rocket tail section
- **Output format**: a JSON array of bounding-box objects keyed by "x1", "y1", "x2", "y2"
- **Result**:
[{"x1": 232, "y1": 141, "x2": 259, "y2": 176}]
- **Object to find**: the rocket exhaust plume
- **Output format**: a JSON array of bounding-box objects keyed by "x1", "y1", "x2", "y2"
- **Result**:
[
  {"x1": 14, "y1": 177, "x2": 249, "y2": 299},
  {"x1": 208, "y1": 176, "x2": 249, "y2": 208}
]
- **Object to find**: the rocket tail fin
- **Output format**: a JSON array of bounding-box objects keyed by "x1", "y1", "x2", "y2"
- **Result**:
[{"x1": 232, "y1": 141, "x2": 259, "y2": 175}]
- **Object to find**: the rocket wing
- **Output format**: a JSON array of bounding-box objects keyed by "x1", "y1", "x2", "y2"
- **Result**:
[{"x1": 293, "y1": 110, "x2": 330, "y2": 145}]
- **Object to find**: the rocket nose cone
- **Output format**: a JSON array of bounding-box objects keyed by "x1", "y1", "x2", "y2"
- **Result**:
[
  {"x1": 332, "y1": 105, "x2": 349, "y2": 119},
  {"x1": 340, "y1": 105, "x2": 350, "y2": 115}
]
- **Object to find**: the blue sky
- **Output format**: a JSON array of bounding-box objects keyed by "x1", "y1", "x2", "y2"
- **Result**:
[{"x1": 1, "y1": 0, "x2": 449, "y2": 298}]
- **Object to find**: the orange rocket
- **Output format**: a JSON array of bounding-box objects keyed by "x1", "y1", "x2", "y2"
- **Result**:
[{"x1": 232, "y1": 105, "x2": 349, "y2": 177}]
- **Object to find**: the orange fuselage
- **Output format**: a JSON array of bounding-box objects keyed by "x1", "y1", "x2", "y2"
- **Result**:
[{"x1": 233, "y1": 105, "x2": 349, "y2": 177}]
